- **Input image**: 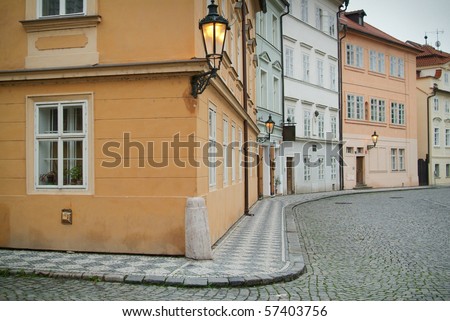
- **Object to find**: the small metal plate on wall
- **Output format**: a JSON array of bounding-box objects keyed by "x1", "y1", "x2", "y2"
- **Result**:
[{"x1": 61, "y1": 209, "x2": 72, "y2": 225}]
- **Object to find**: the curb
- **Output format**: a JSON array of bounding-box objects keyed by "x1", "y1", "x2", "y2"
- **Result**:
[{"x1": 2, "y1": 186, "x2": 438, "y2": 288}]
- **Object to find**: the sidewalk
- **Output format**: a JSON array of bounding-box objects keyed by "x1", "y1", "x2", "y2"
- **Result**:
[{"x1": 0, "y1": 186, "x2": 432, "y2": 287}]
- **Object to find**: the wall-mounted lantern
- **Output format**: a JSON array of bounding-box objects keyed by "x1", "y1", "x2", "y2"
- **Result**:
[
  {"x1": 258, "y1": 115, "x2": 276, "y2": 143},
  {"x1": 191, "y1": 0, "x2": 229, "y2": 98},
  {"x1": 367, "y1": 131, "x2": 379, "y2": 150}
]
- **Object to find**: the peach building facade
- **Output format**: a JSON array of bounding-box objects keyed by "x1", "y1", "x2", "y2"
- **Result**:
[
  {"x1": 0, "y1": 0, "x2": 262, "y2": 255},
  {"x1": 340, "y1": 11, "x2": 420, "y2": 189}
]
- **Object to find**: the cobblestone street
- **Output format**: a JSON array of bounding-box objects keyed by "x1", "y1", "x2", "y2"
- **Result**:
[{"x1": 1, "y1": 188, "x2": 449, "y2": 301}]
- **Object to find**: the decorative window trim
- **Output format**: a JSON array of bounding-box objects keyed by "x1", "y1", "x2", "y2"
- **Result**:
[
  {"x1": 21, "y1": 15, "x2": 101, "y2": 33},
  {"x1": 26, "y1": 93, "x2": 94, "y2": 195}
]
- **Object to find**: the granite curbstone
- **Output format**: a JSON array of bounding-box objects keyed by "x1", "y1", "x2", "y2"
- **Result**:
[
  {"x1": 143, "y1": 275, "x2": 167, "y2": 285},
  {"x1": 124, "y1": 274, "x2": 145, "y2": 284}
]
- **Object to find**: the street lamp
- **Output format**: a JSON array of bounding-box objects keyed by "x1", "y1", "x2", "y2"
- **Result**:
[
  {"x1": 258, "y1": 115, "x2": 276, "y2": 143},
  {"x1": 191, "y1": 0, "x2": 229, "y2": 98},
  {"x1": 367, "y1": 131, "x2": 379, "y2": 150}
]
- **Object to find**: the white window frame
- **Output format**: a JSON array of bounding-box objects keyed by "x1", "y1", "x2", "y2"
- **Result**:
[
  {"x1": 434, "y1": 127, "x2": 440, "y2": 147},
  {"x1": 208, "y1": 105, "x2": 217, "y2": 188},
  {"x1": 331, "y1": 116, "x2": 337, "y2": 139},
  {"x1": 303, "y1": 111, "x2": 311, "y2": 137},
  {"x1": 445, "y1": 100, "x2": 450, "y2": 114},
  {"x1": 304, "y1": 158, "x2": 311, "y2": 181},
  {"x1": 318, "y1": 113, "x2": 324, "y2": 139},
  {"x1": 317, "y1": 59, "x2": 324, "y2": 87},
  {"x1": 318, "y1": 157, "x2": 324, "y2": 180},
  {"x1": 391, "y1": 102, "x2": 405, "y2": 125},
  {"x1": 260, "y1": 69, "x2": 268, "y2": 108},
  {"x1": 273, "y1": 76, "x2": 280, "y2": 112},
  {"x1": 331, "y1": 157, "x2": 337, "y2": 180},
  {"x1": 399, "y1": 149, "x2": 405, "y2": 171},
  {"x1": 285, "y1": 46, "x2": 294, "y2": 77},
  {"x1": 330, "y1": 64, "x2": 336, "y2": 90},
  {"x1": 391, "y1": 148, "x2": 398, "y2": 171},
  {"x1": 346, "y1": 43, "x2": 363, "y2": 68},
  {"x1": 434, "y1": 97, "x2": 439, "y2": 112},
  {"x1": 370, "y1": 98, "x2": 386, "y2": 122},
  {"x1": 347, "y1": 94, "x2": 364, "y2": 120},
  {"x1": 238, "y1": 128, "x2": 243, "y2": 181},
  {"x1": 38, "y1": 0, "x2": 86, "y2": 18},
  {"x1": 223, "y1": 117, "x2": 229, "y2": 186},
  {"x1": 301, "y1": 0, "x2": 308, "y2": 23},
  {"x1": 35, "y1": 100, "x2": 88, "y2": 190},
  {"x1": 302, "y1": 53, "x2": 310, "y2": 82},
  {"x1": 390, "y1": 56, "x2": 405, "y2": 78}
]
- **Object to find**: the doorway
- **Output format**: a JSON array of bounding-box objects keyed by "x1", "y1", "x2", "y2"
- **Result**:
[
  {"x1": 356, "y1": 156, "x2": 364, "y2": 186},
  {"x1": 286, "y1": 157, "x2": 294, "y2": 195}
]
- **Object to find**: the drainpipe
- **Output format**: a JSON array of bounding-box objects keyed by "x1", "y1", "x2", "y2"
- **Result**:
[
  {"x1": 280, "y1": 3, "x2": 290, "y2": 125},
  {"x1": 337, "y1": 1, "x2": 349, "y2": 191},
  {"x1": 242, "y1": 0, "x2": 250, "y2": 215},
  {"x1": 426, "y1": 83, "x2": 438, "y2": 185}
]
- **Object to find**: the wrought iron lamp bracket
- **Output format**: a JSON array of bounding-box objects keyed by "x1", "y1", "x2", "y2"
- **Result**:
[{"x1": 191, "y1": 69, "x2": 217, "y2": 98}]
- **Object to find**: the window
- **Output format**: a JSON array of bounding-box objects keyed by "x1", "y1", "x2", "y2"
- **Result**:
[
  {"x1": 434, "y1": 97, "x2": 439, "y2": 112},
  {"x1": 346, "y1": 147, "x2": 354, "y2": 154},
  {"x1": 346, "y1": 44, "x2": 363, "y2": 68},
  {"x1": 390, "y1": 56, "x2": 405, "y2": 78},
  {"x1": 238, "y1": 128, "x2": 242, "y2": 181},
  {"x1": 331, "y1": 116, "x2": 337, "y2": 139},
  {"x1": 318, "y1": 113, "x2": 324, "y2": 139},
  {"x1": 370, "y1": 98, "x2": 386, "y2": 122},
  {"x1": 272, "y1": 15, "x2": 278, "y2": 45},
  {"x1": 286, "y1": 105, "x2": 295, "y2": 123},
  {"x1": 273, "y1": 77, "x2": 280, "y2": 112},
  {"x1": 285, "y1": 46, "x2": 294, "y2": 77},
  {"x1": 347, "y1": 94, "x2": 364, "y2": 120},
  {"x1": 231, "y1": 123, "x2": 236, "y2": 182},
  {"x1": 208, "y1": 106, "x2": 217, "y2": 187},
  {"x1": 259, "y1": 12, "x2": 266, "y2": 38},
  {"x1": 317, "y1": 60, "x2": 324, "y2": 86},
  {"x1": 434, "y1": 127, "x2": 440, "y2": 146},
  {"x1": 35, "y1": 101, "x2": 87, "y2": 189},
  {"x1": 301, "y1": 0, "x2": 308, "y2": 22},
  {"x1": 330, "y1": 64, "x2": 336, "y2": 90},
  {"x1": 304, "y1": 158, "x2": 311, "y2": 181},
  {"x1": 328, "y1": 14, "x2": 336, "y2": 36},
  {"x1": 444, "y1": 72, "x2": 449, "y2": 84},
  {"x1": 446, "y1": 164, "x2": 450, "y2": 177},
  {"x1": 369, "y1": 50, "x2": 385, "y2": 73},
  {"x1": 39, "y1": 0, "x2": 85, "y2": 18},
  {"x1": 304, "y1": 111, "x2": 311, "y2": 137},
  {"x1": 315, "y1": 7, "x2": 323, "y2": 31},
  {"x1": 331, "y1": 157, "x2": 337, "y2": 180},
  {"x1": 302, "y1": 53, "x2": 310, "y2": 82},
  {"x1": 223, "y1": 118, "x2": 228, "y2": 186},
  {"x1": 445, "y1": 100, "x2": 450, "y2": 114},
  {"x1": 434, "y1": 164, "x2": 440, "y2": 178},
  {"x1": 318, "y1": 158, "x2": 324, "y2": 180},
  {"x1": 260, "y1": 70, "x2": 268, "y2": 108},
  {"x1": 398, "y1": 149, "x2": 405, "y2": 171},
  {"x1": 446, "y1": 128, "x2": 450, "y2": 147},
  {"x1": 391, "y1": 149, "x2": 398, "y2": 171},
  {"x1": 391, "y1": 102, "x2": 405, "y2": 125}
]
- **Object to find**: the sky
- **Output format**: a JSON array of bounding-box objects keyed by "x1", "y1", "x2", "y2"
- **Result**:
[{"x1": 346, "y1": 0, "x2": 450, "y2": 52}]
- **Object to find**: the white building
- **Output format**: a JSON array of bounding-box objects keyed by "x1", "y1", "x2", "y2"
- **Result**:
[
  {"x1": 282, "y1": 0, "x2": 344, "y2": 193},
  {"x1": 256, "y1": 0, "x2": 289, "y2": 197}
]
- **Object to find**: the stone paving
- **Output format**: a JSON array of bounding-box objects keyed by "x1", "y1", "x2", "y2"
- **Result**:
[{"x1": 0, "y1": 186, "x2": 449, "y2": 300}]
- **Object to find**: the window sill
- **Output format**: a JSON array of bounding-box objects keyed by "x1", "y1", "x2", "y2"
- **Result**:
[{"x1": 21, "y1": 15, "x2": 101, "y2": 33}]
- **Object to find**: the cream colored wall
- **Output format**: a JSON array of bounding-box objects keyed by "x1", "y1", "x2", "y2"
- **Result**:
[{"x1": 0, "y1": 75, "x2": 199, "y2": 255}]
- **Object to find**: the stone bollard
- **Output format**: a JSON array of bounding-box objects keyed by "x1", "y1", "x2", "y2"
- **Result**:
[{"x1": 185, "y1": 197, "x2": 212, "y2": 260}]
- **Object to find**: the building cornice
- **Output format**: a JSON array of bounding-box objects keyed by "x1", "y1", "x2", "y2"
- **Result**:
[{"x1": 0, "y1": 59, "x2": 208, "y2": 83}]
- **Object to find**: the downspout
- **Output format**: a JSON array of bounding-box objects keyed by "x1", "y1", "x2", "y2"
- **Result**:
[
  {"x1": 337, "y1": 1, "x2": 349, "y2": 190},
  {"x1": 280, "y1": 2, "x2": 289, "y2": 196},
  {"x1": 426, "y1": 83, "x2": 438, "y2": 185},
  {"x1": 280, "y1": 3, "x2": 290, "y2": 125},
  {"x1": 242, "y1": 0, "x2": 250, "y2": 215}
]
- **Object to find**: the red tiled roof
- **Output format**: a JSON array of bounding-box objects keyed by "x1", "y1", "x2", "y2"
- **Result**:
[
  {"x1": 339, "y1": 11, "x2": 421, "y2": 53},
  {"x1": 406, "y1": 42, "x2": 450, "y2": 67}
]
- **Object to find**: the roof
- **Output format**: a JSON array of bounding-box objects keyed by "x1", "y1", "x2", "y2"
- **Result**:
[
  {"x1": 339, "y1": 11, "x2": 421, "y2": 53},
  {"x1": 406, "y1": 41, "x2": 450, "y2": 68}
]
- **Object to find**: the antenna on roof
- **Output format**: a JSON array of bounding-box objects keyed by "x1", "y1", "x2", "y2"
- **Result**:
[{"x1": 425, "y1": 29, "x2": 444, "y2": 50}]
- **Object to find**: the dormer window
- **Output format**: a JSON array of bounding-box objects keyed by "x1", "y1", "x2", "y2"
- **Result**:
[{"x1": 39, "y1": 0, "x2": 85, "y2": 18}]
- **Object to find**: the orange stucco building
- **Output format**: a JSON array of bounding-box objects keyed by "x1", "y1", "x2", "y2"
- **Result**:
[
  {"x1": 339, "y1": 10, "x2": 421, "y2": 189},
  {"x1": 0, "y1": 0, "x2": 262, "y2": 255}
]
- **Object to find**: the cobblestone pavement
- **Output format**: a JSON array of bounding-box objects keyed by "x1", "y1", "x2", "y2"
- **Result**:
[{"x1": 1, "y1": 187, "x2": 449, "y2": 300}]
